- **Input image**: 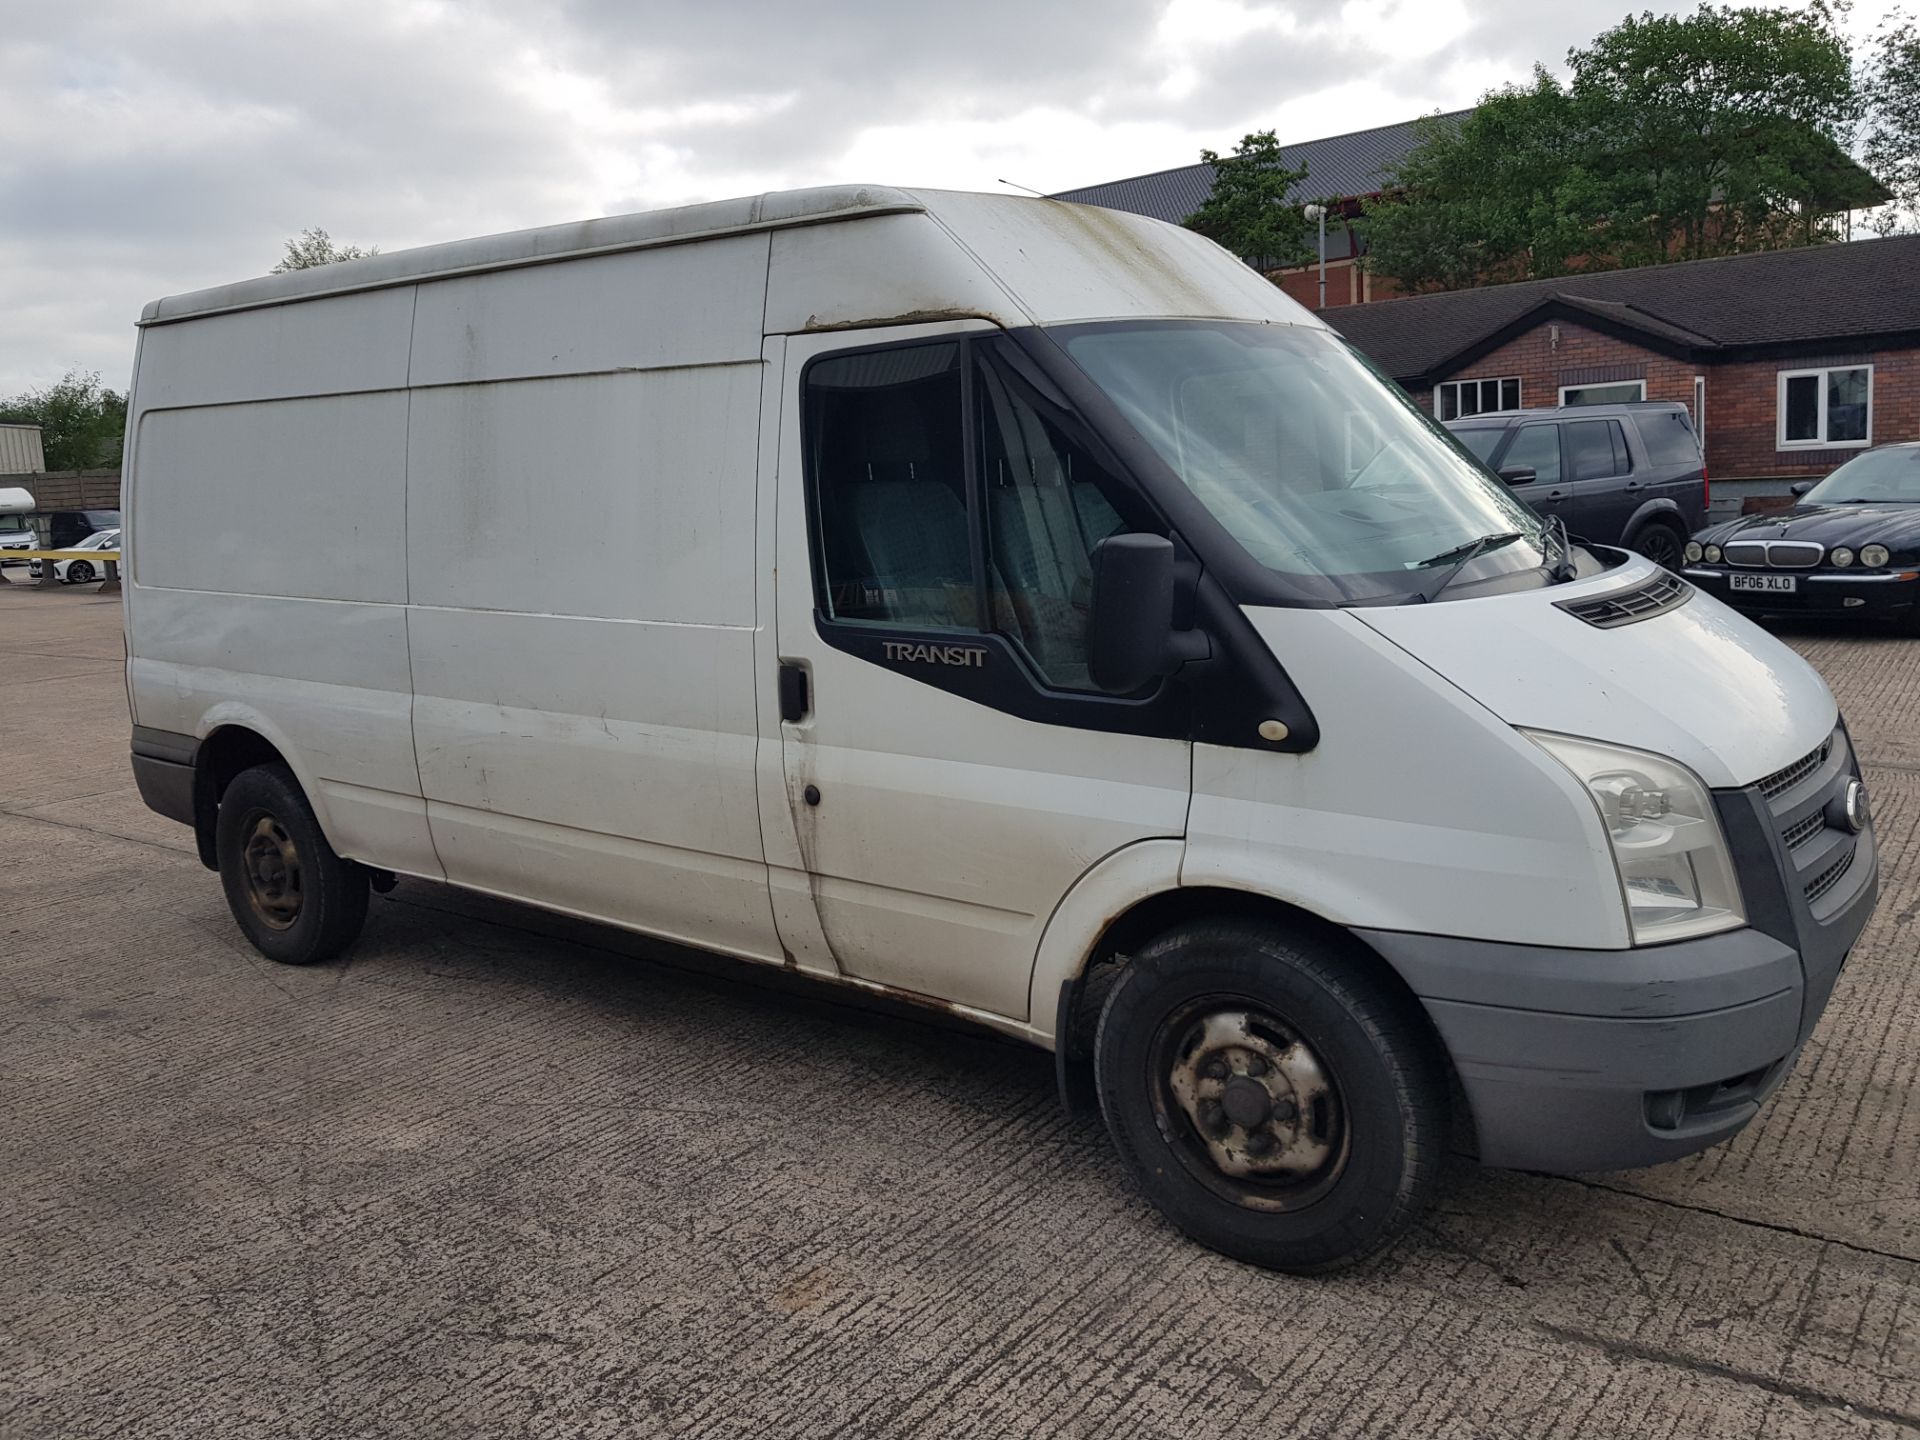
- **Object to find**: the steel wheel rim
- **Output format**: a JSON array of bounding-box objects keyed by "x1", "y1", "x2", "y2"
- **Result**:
[
  {"x1": 241, "y1": 809, "x2": 303, "y2": 931},
  {"x1": 1150, "y1": 1000, "x2": 1350, "y2": 1212}
]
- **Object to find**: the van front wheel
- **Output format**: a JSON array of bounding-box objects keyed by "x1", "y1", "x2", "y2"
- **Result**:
[
  {"x1": 1093, "y1": 919, "x2": 1448, "y2": 1273},
  {"x1": 215, "y1": 764, "x2": 370, "y2": 965}
]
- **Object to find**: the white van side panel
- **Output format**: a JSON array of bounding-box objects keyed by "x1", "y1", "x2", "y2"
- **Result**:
[
  {"x1": 133, "y1": 287, "x2": 413, "y2": 408},
  {"x1": 133, "y1": 395, "x2": 408, "y2": 603},
  {"x1": 409, "y1": 235, "x2": 769, "y2": 385},
  {"x1": 1186, "y1": 607, "x2": 1630, "y2": 949},
  {"x1": 409, "y1": 609, "x2": 772, "y2": 959},
  {"x1": 125, "y1": 283, "x2": 438, "y2": 878},
  {"x1": 125, "y1": 590, "x2": 441, "y2": 878},
  {"x1": 403, "y1": 236, "x2": 780, "y2": 962},
  {"x1": 405, "y1": 366, "x2": 760, "y2": 622}
]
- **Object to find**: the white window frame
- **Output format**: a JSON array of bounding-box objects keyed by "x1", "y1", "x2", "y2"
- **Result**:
[
  {"x1": 1557, "y1": 380, "x2": 1646, "y2": 406},
  {"x1": 1435, "y1": 376, "x2": 1522, "y2": 421},
  {"x1": 1776, "y1": 365, "x2": 1873, "y2": 451}
]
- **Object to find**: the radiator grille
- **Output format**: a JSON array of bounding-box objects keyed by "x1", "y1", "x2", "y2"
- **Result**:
[{"x1": 1759, "y1": 738, "x2": 1833, "y2": 800}]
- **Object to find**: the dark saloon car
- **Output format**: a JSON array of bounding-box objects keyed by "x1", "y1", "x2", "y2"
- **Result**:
[
  {"x1": 1446, "y1": 402, "x2": 1707, "y2": 568},
  {"x1": 1685, "y1": 443, "x2": 1920, "y2": 629}
]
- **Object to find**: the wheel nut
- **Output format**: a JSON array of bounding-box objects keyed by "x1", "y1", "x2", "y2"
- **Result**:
[
  {"x1": 1272, "y1": 1098, "x2": 1298, "y2": 1124},
  {"x1": 1200, "y1": 1056, "x2": 1231, "y2": 1081},
  {"x1": 1244, "y1": 1053, "x2": 1269, "y2": 1077},
  {"x1": 1199, "y1": 1100, "x2": 1229, "y2": 1136},
  {"x1": 1246, "y1": 1132, "x2": 1276, "y2": 1157}
]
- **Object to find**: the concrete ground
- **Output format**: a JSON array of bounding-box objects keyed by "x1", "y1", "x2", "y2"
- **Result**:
[{"x1": 2, "y1": 587, "x2": 1916, "y2": 1440}]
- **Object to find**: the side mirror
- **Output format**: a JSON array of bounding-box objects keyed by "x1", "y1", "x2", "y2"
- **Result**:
[
  {"x1": 1088, "y1": 534, "x2": 1205, "y2": 694},
  {"x1": 1790, "y1": 480, "x2": 1814, "y2": 497},
  {"x1": 1498, "y1": 465, "x2": 1537, "y2": 486}
]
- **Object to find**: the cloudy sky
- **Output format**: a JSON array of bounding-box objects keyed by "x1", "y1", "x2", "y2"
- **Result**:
[{"x1": 0, "y1": 0, "x2": 1899, "y2": 397}]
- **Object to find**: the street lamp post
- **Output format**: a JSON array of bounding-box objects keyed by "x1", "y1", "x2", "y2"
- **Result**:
[{"x1": 1302, "y1": 203, "x2": 1328, "y2": 310}]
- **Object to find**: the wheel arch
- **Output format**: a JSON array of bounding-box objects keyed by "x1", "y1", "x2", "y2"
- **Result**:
[
  {"x1": 189, "y1": 710, "x2": 338, "y2": 870},
  {"x1": 1036, "y1": 850, "x2": 1455, "y2": 1128},
  {"x1": 1052, "y1": 879, "x2": 1466, "y2": 1152},
  {"x1": 1623, "y1": 497, "x2": 1686, "y2": 545}
]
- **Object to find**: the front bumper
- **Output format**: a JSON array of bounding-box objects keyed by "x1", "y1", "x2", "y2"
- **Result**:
[
  {"x1": 1684, "y1": 566, "x2": 1920, "y2": 619},
  {"x1": 1360, "y1": 728, "x2": 1879, "y2": 1172}
]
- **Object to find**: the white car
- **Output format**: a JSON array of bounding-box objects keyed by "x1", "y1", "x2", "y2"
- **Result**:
[{"x1": 28, "y1": 528, "x2": 120, "y2": 584}]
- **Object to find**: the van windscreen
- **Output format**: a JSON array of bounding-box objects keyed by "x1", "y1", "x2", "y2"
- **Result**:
[{"x1": 1061, "y1": 321, "x2": 1545, "y2": 599}]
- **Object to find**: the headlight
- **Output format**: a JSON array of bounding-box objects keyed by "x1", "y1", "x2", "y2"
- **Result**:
[
  {"x1": 1862, "y1": 544, "x2": 1890, "y2": 568},
  {"x1": 1704, "y1": 544, "x2": 1722, "y2": 563},
  {"x1": 1525, "y1": 732, "x2": 1745, "y2": 945},
  {"x1": 1684, "y1": 541, "x2": 1703, "y2": 563},
  {"x1": 1831, "y1": 547, "x2": 1854, "y2": 568}
]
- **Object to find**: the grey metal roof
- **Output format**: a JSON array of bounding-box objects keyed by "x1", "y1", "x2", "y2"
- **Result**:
[
  {"x1": 1049, "y1": 110, "x2": 1472, "y2": 224},
  {"x1": 1329, "y1": 234, "x2": 1920, "y2": 384},
  {"x1": 141, "y1": 186, "x2": 927, "y2": 326}
]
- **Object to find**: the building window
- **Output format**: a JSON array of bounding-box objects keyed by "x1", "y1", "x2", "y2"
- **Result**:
[
  {"x1": 1436, "y1": 377, "x2": 1520, "y2": 421},
  {"x1": 1558, "y1": 380, "x2": 1646, "y2": 406},
  {"x1": 1777, "y1": 366, "x2": 1872, "y2": 450}
]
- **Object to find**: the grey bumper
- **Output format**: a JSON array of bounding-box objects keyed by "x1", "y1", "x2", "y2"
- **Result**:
[
  {"x1": 1359, "y1": 731, "x2": 1879, "y2": 1172},
  {"x1": 131, "y1": 727, "x2": 196, "y2": 828}
]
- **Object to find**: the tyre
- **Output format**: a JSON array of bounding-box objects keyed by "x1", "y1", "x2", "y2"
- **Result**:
[
  {"x1": 215, "y1": 764, "x2": 369, "y2": 964},
  {"x1": 66, "y1": 560, "x2": 94, "y2": 584},
  {"x1": 1629, "y1": 521, "x2": 1685, "y2": 571},
  {"x1": 1094, "y1": 919, "x2": 1448, "y2": 1274}
]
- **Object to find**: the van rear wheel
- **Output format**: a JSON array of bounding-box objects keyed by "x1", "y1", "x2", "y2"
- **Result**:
[
  {"x1": 1093, "y1": 919, "x2": 1448, "y2": 1273},
  {"x1": 215, "y1": 764, "x2": 369, "y2": 965}
]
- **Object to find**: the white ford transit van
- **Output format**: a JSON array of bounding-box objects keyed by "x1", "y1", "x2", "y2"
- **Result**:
[{"x1": 125, "y1": 187, "x2": 1876, "y2": 1272}]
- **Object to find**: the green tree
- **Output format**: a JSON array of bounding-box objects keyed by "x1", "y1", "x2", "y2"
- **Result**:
[
  {"x1": 1861, "y1": 11, "x2": 1920, "y2": 233},
  {"x1": 272, "y1": 227, "x2": 380, "y2": 272},
  {"x1": 1183, "y1": 131, "x2": 1315, "y2": 270},
  {"x1": 0, "y1": 370, "x2": 126, "y2": 471},
  {"x1": 1361, "y1": 4, "x2": 1869, "y2": 291}
]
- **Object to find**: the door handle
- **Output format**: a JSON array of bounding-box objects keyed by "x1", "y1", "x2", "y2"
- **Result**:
[
  {"x1": 1624, "y1": 480, "x2": 1645, "y2": 492},
  {"x1": 778, "y1": 662, "x2": 810, "y2": 723},
  {"x1": 1544, "y1": 489, "x2": 1567, "y2": 501}
]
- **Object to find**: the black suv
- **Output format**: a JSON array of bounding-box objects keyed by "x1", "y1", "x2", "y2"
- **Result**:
[{"x1": 1445, "y1": 403, "x2": 1706, "y2": 568}]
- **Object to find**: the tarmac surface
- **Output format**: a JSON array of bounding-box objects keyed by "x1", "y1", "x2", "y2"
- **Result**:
[{"x1": 2, "y1": 582, "x2": 1917, "y2": 1438}]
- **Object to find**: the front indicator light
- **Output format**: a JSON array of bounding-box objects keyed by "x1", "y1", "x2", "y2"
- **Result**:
[
  {"x1": 1832, "y1": 547, "x2": 1855, "y2": 568},
  {"x1": 1685, "y1": 541, "x2": 1704, "y2": 563},
  {"x1": 1525, "y1": 731, "x2": 1745, "y2": 945},
  {"x1": 1862, "y1": 544, "x2": 1890, "y2": 568},
  {"x1": 1705, "y1": 544, "x2": 1722, "y2": 563}
]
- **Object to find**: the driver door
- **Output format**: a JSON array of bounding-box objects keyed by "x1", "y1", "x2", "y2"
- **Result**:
[{"x1": 755, "y1": 325, "x2": 1192, "y2": 1021}]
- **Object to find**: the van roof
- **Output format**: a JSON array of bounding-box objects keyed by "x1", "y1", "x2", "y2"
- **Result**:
[{"x1": 142, "y1": 185, "x2": 927, "y2": 326}]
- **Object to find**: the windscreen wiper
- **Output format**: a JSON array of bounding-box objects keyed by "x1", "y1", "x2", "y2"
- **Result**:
[{"x1": 1407, "y1": 531, "x2": 1523, "y2": 603}]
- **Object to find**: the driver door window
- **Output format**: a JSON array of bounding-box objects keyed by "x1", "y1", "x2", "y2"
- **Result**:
[
  {"x1": 805, "y1": 343, "x2": 973, "y2": 630},
  {"x1": 804, "y1": 336, "x2": 1132, "y2": 694}
]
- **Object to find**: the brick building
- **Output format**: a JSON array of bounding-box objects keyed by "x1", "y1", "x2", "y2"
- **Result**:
[{"x1": 1329, "y1": 236, "x2": 1920, "y2": 512}]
